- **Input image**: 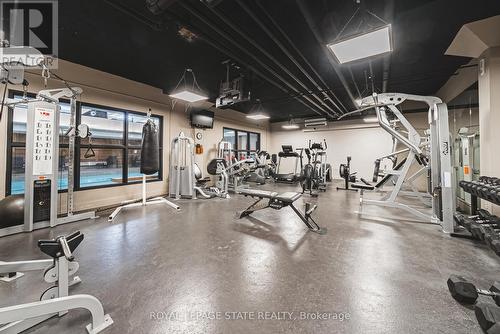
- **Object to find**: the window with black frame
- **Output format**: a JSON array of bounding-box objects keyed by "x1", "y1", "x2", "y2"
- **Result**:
[
  {"x1": 223, "y1": 127, "x2": 260, "y2": 160},
  {"x1": 78, "y1": 103, "x2": 162, "y2": 189},
  {"x1": 5, "y1": 91, "x2": 163, "y2": 196}
]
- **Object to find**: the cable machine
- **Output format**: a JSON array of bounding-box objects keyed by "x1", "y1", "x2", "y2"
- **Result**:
[{"x1": 1, "y1": 87, "x2": 97, "y2": 237}]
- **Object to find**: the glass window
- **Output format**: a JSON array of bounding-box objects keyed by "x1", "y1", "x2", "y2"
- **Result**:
[
  {"x1": 80, "y1": 105, "x2": 125, "y2": 145},
  {"x1": 223, "y1": 127, "x2": 260, "y2": 160},
  {"x1": 6, "y1": 91, "x2": 163, "y2": 196},
  {"x1": 9, "y1": 147, "x2": 69, "y2": 194},
  {"x1": 223, "y1": 128, "x2": 236, "y2": 147},
  {"x1": 11, "y1": 94, "x2": 70, "y2": 143},
  {"x1": 79, "y1": 149, "x2": 124, "y2": 188},
  {"x1": 127, "y1": 149, "x2": 160, "y2": 181},
  {"x1": 10, "y1": 147, "x2": 26, "y2": 195},
  {"x1": 237, "y1": 131, "x2": 248, "y2": 160}
]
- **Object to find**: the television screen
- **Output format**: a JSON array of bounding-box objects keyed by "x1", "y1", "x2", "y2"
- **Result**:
[{"x1": 190, "y1": 110, "x2": 214, "y2": 129}]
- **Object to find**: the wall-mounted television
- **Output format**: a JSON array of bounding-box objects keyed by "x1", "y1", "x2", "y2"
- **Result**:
[{"x1": 190, "y1": 110, "x2": 214, "y2": 129}]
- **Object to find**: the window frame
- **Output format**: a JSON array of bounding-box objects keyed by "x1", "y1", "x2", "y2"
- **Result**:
[
  {"x1": 222, "y1": 127, "x2": 261, "y2": 158},
  {"x1": 5, "y1": 90, "x2": 164, "y2": 196}
]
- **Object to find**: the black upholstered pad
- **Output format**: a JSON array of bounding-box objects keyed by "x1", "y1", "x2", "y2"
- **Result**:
[
  {"x1": 274, "y1": 192, "x2": 302, "y2": 203},
  {"x1": 238, "y1": 189, "x2": 278, "y2": 198},
  {"x1": 351, "y1": 183, "x2": 375, "y2": 190}
]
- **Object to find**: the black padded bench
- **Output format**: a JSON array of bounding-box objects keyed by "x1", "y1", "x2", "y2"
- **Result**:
[{"x1": 237, "y1": 189, "x2": 326, "y2": 234}]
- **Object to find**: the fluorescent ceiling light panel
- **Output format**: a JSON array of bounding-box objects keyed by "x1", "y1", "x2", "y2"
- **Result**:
[
  {"x1": 169, "y1": 90, "x2": 208, "y2": 103},
  {"x1": 327, "y1": 25, "x2": 392, "y2": 64},
  {"x1": 282, "y1": 124, "x2": 300, "y2": 130},
  {"x1": 246, "y1": 113, "x2": 270, "y2": 120}
]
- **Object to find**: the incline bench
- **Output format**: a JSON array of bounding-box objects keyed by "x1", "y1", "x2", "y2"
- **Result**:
[{"x1": 237, "y1": 189, "x2": 326, "y2": 234}]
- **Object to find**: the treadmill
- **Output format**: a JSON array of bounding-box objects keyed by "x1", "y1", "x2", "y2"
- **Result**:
[{"x1": 274, "y1": 145, "x2": 303, "y2": 183}]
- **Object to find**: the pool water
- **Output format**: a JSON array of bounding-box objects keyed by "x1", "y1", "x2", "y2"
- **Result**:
[{"x1": 11, "y1": 168, "x2": 158, "y2": 194}]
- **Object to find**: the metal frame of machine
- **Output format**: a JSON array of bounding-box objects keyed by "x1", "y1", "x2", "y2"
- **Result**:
[
  {"x1": 0, "y1": 87, "x2": 97, "y2": 237},
  {"x1": 352, "y1": 93, "x2": 454, "y2": 233},
  {"x1": 0, "y1": 231, "x2": 113, "y2": 333}
]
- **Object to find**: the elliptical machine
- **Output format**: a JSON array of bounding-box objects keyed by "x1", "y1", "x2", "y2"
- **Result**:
[{"x1": 300, "y1": 148, "x2": 319, "y2": 197}]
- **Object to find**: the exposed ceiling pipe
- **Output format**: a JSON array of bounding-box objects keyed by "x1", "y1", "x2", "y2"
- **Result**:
[
  {"x1": 382, "y1": 0, "x2": 394, "y2": 92},
  {"x1": 108, "y1": 1, "x2": 322, "y2": 118},
  {"x1": 255, "y1": 0, "x2": 348, "y2": 114},
  {"x1": 236, "y1": 0, "x2": 342, "y2": 117},
  {"x1": 295, "y1": 0, "x2": 358, "y2": 109},
  {"x1": 191, "y1": 1, "x2": 337, "y2": 118},
  {"x1": 105, "y1": 0, "x2": 165, "y2": 30},
  {"x1": 145, "y1": 0, "x2": 178, "y2": 15},
  {"x1": 348, "y1": 67, "x2": 361, "y2": 98},
  {"x1": 167, "y1": 9, "x2": 325, "y2": 117},
  {"x1": 179, "y1": 2, "x2": 333, "y2": 119}
]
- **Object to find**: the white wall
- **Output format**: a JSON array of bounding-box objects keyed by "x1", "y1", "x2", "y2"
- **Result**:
[
  {"x1": 270, "y1": 107, "x2": 479, "y2": 187},
  {"x1": 270, "y1": 121, "x2": 394, "y2": 180}
]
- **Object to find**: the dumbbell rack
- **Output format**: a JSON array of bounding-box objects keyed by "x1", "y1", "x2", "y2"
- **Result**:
[
  {"x1": 460, "y1": 176, "x2": 500, "y2": 214},
  {"x1": 456, "y1": 177, "x2": 500, "y2": 256}
]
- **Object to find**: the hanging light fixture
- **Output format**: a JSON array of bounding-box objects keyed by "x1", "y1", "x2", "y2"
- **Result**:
[
  {"x1": 169, "y1": 68, "x2": 208, "y2": 103},
  {"x1": 246, "y1": 99, "x2": 270, "y2": 120},
  {"x1": 327, "y1": 2, "x2": 393, "y2": 64},
  {"x1": 282, "y1": 118, "x2": 299, "y2": 130}
]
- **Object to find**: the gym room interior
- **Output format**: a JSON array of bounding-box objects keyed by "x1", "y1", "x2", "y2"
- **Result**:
[{"x1": 1, "y1": 0, "x2": 500, "y2": 333}]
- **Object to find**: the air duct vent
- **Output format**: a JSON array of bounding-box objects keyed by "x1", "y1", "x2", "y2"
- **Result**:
[{"x1": 304, "y1": 117, "x2": 327, "y2": 128}]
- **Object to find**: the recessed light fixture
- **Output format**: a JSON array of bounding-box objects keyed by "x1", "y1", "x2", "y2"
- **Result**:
[
  {"x1": 246, "y1": 113, "x2": 270, "y2": 120},
  {"x1": 169, "y1": 90, "x2": 208, "y2": 103},
  {"x1": 282, "y1": 124, "x2": 300, "y2": 130},
  {"x1": 327, "y1": 25, "x2": 393, "y2": 64}
]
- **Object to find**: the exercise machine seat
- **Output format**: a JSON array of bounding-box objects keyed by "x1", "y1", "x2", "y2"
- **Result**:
[
  {"x1": 275, "y1": 192, "x2": 302, "y2": 203},
  {"x1": 239, "y1": 189, "x2": 278, "y2": 198}
]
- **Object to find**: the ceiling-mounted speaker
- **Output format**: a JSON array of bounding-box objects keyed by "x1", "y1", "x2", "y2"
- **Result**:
[{"x1": 146, "y1": 0, "x2": 178, "y2": 15}]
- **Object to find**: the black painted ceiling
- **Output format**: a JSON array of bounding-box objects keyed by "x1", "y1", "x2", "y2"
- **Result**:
[{"x1": 58, "y1": 0, "x2": 500, "y2": 122}]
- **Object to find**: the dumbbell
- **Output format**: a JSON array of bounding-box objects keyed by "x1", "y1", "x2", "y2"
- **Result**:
[
  {"x1": 475, "y1": 303, "x2": 500, "y2": 333},
  {"x1": 476, "y1": 183, "x2": 500, "y2": 200},
  {"x1": 471, "y1": 222, "x2": 500, "y2": 241},
  {"x1": 466, "y1": 217, "x2": 498, "y2": 237},
  {"x1": 480, "y1": 176, "x2": 500, "y2": 185},
  {"x1": 447, "y1": 275, "x2": 500, "y2": 305}
]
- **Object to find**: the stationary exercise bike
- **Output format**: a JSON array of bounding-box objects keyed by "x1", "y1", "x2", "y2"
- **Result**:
[{"x1": 337, "y1": 156, "x2": 358, "y2": 191}]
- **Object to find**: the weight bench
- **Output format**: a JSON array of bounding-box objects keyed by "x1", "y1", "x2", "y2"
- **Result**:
[{"x1": 237, "y1": 189, "x2": 326, "y2": 234}]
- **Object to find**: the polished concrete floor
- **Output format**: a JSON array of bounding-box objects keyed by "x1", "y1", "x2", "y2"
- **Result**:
[{"x1": 1, "y1": 181, "x2": 500, "y2": 334}]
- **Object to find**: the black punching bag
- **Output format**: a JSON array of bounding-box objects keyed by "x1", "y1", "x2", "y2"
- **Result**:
[{"x1": 140, "y1": 119, "x2": 160, "y2": 175}]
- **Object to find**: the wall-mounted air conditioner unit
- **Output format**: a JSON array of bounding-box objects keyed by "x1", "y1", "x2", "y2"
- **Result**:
[{"x1": 304, "y1": 117, "x2": 327, "y2": 128}]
